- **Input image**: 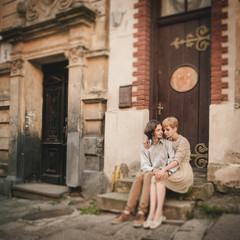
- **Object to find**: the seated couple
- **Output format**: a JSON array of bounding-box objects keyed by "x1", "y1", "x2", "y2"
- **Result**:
[{"x1": 111, "y1": 117, "x2": 193, "y2": 229}]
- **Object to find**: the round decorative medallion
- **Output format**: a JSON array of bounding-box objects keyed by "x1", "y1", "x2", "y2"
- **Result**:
[{"x1": 170, "y1": 66, "x2": 198, "y2": 92}]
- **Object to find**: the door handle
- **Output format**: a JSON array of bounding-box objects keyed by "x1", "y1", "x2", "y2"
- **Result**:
[{"x1": 157, "y1": 103, "x2": 164, "y2": 115}]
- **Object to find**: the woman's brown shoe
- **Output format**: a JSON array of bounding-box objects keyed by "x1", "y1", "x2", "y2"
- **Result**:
[
  {"x1": 133, "y1": 213, "x2": 145, "y2": 228},
  {"x1": 111, "y1": 212, "x2": 133, "y2": 224}
]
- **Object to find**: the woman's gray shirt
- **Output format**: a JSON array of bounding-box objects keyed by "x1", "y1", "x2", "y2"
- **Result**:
[{"x1": 140, "y1": 138, "x2": 176, "y2": 172}]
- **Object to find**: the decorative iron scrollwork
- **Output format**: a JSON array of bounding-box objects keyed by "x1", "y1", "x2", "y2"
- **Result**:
[
  {"x1": 170, "y1": 25, "x2": 210, "y2": 51},
  {"x1": 191, "y1": 143, "x2": 208, "y2": 168}
]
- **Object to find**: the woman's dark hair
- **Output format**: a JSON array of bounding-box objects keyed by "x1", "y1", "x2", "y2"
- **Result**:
[{"x1": 144, "y1": 120, "x2": 160, "y2": 139}]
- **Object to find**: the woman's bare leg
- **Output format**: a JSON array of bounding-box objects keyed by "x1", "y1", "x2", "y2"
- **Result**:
[
  {"x1": 146, "y1": 182, "x2": 157, "y2": 221},
  {"x1": 153, "y1": 181, "x2": 166, "y2": 222}
]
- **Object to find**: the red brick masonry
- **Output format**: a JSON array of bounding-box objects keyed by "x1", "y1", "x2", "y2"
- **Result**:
[{"x1": 132, "y1": 0, "x2": 229, "y2": 108}]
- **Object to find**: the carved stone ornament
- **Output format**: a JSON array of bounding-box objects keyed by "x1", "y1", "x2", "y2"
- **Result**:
[
  {"x1": 17, "y1": 0, "x2": 73, "y2": 21},
  {"x1": 11, "y1": 59, "x2": 24, "y2": 76},
  {"x1": 65, "y1": 46, "x2": 87, "y2": 65}
]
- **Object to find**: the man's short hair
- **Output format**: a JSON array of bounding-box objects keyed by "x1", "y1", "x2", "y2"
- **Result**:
[{"x1": 144, "y1": 120, "x2": 160, "y2": 139}]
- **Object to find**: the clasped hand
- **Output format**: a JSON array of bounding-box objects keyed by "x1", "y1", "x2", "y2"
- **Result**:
[{"x1": 154, "y1": 169, "x2": 168, "y2": 181}]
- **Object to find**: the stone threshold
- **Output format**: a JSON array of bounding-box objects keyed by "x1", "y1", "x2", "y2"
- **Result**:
[{"x1": 12, "y1": 183, "x2": 69, "y2": 200}]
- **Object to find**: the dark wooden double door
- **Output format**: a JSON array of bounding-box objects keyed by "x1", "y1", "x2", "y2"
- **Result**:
[
  {"x1": 151, "y1": 8, "x2": 211, "y2": 168},
  {"x1": 42, "y1": 61, "x2": 68, "y2": 184}
]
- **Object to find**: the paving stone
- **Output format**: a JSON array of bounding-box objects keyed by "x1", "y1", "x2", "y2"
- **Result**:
[
  {"x1": 203, "y1": 214, "x2": 240, "y2": 240},
  {"x1": 173, "y1": 219, "x2": 214, "y2": 240},
  {"x1": 113, "y1": 223, "x2": 152, "y2": 240},
  {"x1": 43, "y1": 228, "x2": 112, "y2": 240},
  {"x1": 1, "y1": 195, "x2": 240, "y2": 240},
  {"x1": 22, "y1": 208, "x2": 74, "y2": 220},
  {"x1": 142, "y1": 224, "x2": 179, "y2": 240}
]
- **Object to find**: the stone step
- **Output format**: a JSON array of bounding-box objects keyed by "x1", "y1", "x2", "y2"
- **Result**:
[
  {"x1": 96, "y1": 192, "x2": 195, "y2": 221},
  {"x1": 114, "y1": 177, "x2": 134, "y2": 193},
  {"x1": 114, "y1": 170, "x2": 214, "y2": 201},
  {"x1": 12, "y1": 183, "x2": 69, "y2": 201},
  {"x1": 96, "y1": 192, "x2": 129, "y2": 213}
]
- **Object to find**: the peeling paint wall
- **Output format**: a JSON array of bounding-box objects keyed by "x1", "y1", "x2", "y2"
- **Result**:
[{"x1": 104, "y1": 0, "x2": 149, "y2": 191}]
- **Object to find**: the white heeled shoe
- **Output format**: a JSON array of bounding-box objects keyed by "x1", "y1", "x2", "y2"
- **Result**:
[
  {"x1": 143, "y1": 220, "x2": 153, "y2": 229},
  {"x1": 150, "y1": 216, "x2": 166, "y2": 229}
]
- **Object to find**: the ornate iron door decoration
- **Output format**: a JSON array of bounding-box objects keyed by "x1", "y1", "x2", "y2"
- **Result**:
[
  {"x1": 190, "y1": 143, "x2": 208, "y2": 168},
  {"x1": 170, "y1": 25, "x2": 210, "y2": 51}
]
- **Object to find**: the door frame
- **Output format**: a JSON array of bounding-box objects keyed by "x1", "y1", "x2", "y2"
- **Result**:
[
  {"x1": 150, "y1": 3, "x2": 211, "y2": 169},
  {"x1": 41, "y1": 61, "x2": 68, "y2": 185}
]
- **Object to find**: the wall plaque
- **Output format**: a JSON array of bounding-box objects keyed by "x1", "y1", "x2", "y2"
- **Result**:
[{"x1": 119, "y1": 85, "x2": 132, "y2": 108}]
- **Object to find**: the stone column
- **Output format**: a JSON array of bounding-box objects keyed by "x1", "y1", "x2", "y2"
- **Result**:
[
  {"x1": 6, "y1": 58, "x2": 25, "y2": 192},
  {"x1": 65, "y1": 46, "x2": 86, "y2": 187}
]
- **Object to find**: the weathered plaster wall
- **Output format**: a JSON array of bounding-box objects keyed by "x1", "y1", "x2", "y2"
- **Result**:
[
  {"x1": 0, "y1": 63, "x2": 10, "y2": 178},
  {"x1": 24, "y1": 62, "x2": 43, "y2": 137},
  {"x1": 104, "y1": 0, "x2": 149, "y2": 190},
  {"x1": 23, "y1": 61, "x2": 43, "y2": 179},
  {"x1": 208, "y1": 0, "x2": 240, "y2": 192},
  {"x1": 0, "y1": 0, "x2": 109, "y2": 196}
]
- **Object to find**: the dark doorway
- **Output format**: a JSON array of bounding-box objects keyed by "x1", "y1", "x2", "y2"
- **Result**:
[
  {"x1": 151, "y1": 2, "x2": 211, "y2": 169},
  {"x1": 42, "y1": 61, "x2": 68, "y2": 184}
]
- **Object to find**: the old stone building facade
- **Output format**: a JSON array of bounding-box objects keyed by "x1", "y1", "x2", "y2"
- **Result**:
[
  {"x1": 0, "y1": 0, "x2": 108, "y2": 197},
  {"x1": 0, "y1": 0, "x2": 239, "y2": 196}
]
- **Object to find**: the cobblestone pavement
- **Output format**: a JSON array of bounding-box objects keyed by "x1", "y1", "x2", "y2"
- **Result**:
[{"x1": 0, "y1": 194, "x2": 240, "y2": 240}]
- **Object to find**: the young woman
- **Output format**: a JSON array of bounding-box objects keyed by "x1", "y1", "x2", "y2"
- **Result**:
[
  {"x1": 111, "y1": 119, "x2": 175, "y2": 227},
  {"x1": 143, "y1": 117, "x2": 193, "y2": 229}
]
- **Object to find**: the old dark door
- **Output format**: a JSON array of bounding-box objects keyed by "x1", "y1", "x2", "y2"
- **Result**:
[
  {"x1": 151, "y1": 1, "x2": 211, "y2": 169},
  {"x1": 42, "y1": 61, "x2": 68, "y2": 184}
]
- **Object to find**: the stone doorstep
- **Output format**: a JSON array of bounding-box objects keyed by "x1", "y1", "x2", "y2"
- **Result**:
[
  {"x1": 114, "y1": 177, "x2": 135, "y2": 193},
  {"x1": 96, "y1": 192, "x2": 195, "y2": 221},
  {"x1": 96, "y1": 192, "x2": 129, "y2": 213},
  {"x1": 114, "y1": 174, "x2": 215, "y2": 201},
  {"x1": 12, "y1": 183, "x2": 69, "y2": 200}
]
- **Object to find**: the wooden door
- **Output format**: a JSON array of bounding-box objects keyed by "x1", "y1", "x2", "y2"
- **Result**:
[
  {"x1": 42, "y1": 61, "x2": 68, "y2": 184},
  {"x1": 151, "y1": 8, "x2": 210, "y2": 169}
]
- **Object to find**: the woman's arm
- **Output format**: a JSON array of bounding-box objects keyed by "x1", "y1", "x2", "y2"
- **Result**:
[
  {"x1": 173, "y1": 137, "x2": 190, "y2": 164},
  {"x1": 166, "y1": 137, "x2": 190, "y2": 174}
]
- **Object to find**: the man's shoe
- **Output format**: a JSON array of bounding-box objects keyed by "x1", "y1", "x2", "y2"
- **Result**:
[
  {"x1": 133, "y1": 213, "x2": 145, "y2": 228},
  {"x1": 111, "y1": 212, "x2": 133, "y2": 224}
]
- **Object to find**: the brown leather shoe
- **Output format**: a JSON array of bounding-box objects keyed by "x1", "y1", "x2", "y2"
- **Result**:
[
  {"x1": 111, "y1": 212, "x2": 133, "y2": 224},
  {"x1": 133, "y1": 213, "x2": 145, "y2": 228}
]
